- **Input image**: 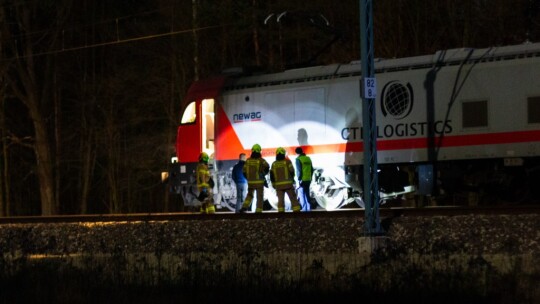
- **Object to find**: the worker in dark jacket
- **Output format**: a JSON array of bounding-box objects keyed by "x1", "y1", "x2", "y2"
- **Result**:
[{"x1": 232, "y1": 153, "x2": 247, "y2": 213}]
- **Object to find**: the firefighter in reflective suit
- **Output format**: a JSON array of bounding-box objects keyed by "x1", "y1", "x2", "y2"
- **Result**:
[
  {"x1": 240, "y1": 144, "x2": 269, "y2": 213},
  {"x1": 197, "y1": 152, "x2": 215, "y2": 214},
  {"x1": 270, "y1": 147, "x2": 301, "y2": 212}
]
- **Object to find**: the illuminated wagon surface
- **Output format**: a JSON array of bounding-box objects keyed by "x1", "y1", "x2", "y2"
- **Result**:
[{"x1": 168, "y1": 43, "x2": 540, "y2": 211}]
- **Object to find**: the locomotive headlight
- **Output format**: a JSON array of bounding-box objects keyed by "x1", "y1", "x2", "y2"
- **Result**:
[
  {"x1": 171, "y1": 156, "x2": 178, "y2": 163},
  {"x1": 161, "y1": 172, "x2": 168, "y2": 183}
]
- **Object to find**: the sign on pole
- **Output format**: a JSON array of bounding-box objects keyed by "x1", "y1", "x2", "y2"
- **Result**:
[{"x1": 363, "y1": 77, "x2": 377, "y2": 99}]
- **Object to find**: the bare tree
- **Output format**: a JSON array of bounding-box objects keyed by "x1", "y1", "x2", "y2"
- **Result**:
[
  {"x1": 0, "y1": 83, "x2": 6, "y2": 216},
  {"x1": 0, "y1": 1, "x2": 73, "y2": 215}
]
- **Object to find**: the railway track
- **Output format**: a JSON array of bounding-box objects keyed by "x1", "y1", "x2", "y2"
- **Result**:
[{"x1": 0, "y1": 204, "x2": 539, "y2": 224}]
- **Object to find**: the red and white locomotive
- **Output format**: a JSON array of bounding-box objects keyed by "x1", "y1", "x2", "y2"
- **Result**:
[{"x1": 168, "y1": 42, "x2": 540, "y2": 211}]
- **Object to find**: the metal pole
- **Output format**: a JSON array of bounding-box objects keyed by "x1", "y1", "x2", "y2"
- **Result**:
[{"x1": 360, "y1": 0, "x2": 381, "y2": 235}]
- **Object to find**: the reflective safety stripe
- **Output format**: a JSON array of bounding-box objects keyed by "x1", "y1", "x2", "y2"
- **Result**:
[
  {"x1": 197, "y1": 163, "x2": 210, "y2": 188},
  {"x1": 201, "y1": 204, "x2": 216, "y2": 214},
  {"x1": 244, "y1": 158, "x2": 268, "y2": 185},
  {"x1": 271, "y1": 159, "x2": 294, "y2": 186}
]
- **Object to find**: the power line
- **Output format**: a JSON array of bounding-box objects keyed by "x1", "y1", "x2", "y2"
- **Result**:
[
  {"x1": 0, "y1": 24, "x2": 222, "y2": 62},
  {"x1": 0, "y1": 4, "x2": 177, "y2": 45}
]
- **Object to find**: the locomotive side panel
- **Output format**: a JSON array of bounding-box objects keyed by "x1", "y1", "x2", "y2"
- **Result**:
[
  {"x1": 221, "y1": 87, "x2": 330, "y2": 153},
  {"x1": 433, "y1": 58, "x2": 540, "y2": 161},
  {"x1": 174, "y1": 43, "x2": 540, "y2": 209}
]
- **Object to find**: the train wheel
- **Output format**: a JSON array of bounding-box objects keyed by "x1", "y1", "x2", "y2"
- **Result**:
[
  {"x1": 264, "y1": 186, "x2": 278, "y2": 210},
  {"x1": 310, "y1": 168, "x2": 351, "y2": 210},
  {"x1": 219, "y1": 194, "x2": 237, "y2": 212},
  {"x1": 503, "y1": 173, "x2": 530, "y2": 203},
  {"x1": 215, "y1": 174, "x2": 237, "y2": 211}
]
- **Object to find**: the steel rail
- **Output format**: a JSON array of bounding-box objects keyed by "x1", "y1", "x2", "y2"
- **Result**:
[{"x1": 0, "y1": 205, "x2": 539, "y2": 225}]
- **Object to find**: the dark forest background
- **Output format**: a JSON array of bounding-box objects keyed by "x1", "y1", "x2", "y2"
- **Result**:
[{"x1": 0, "y1": 0, "x2": 538, "y2": 216}]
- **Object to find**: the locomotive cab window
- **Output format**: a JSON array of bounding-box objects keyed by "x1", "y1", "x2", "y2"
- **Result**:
[
  {"x1": 527, "y1": 96, "x2": 540, "y2": 124},
  {"x1": 201, "y1": 98, "x2": 215, "y2": 157},
  {"x1": 181, "y1": 101, "x2": 197, "y2": 124},
  {"x1": 462, "y1": 100, "x2": 488, "y2": 128}
]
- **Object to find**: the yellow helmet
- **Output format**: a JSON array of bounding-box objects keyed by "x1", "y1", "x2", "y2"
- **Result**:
[
  {"x1": 199, "y1": 152, "x2": 209, "y2": 163},
  {"x1": 276, "y1": 147, "x2": 286, "y2": 155},
  {"x1": 252, "y1": 144, "x2": 262, "y2": 153}
]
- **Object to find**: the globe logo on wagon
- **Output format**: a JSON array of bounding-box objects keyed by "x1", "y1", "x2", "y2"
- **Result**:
[{"x1": 381, "y1": 81, "x2": 414, "y2": 120}]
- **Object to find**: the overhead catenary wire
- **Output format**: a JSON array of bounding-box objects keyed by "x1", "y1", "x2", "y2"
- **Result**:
[
  {"x1": 0, "y1": 2, "x2": 224, "y2": 61},
  {"x1": 0, "y1": 24, "x2": 222, "y2": 62},
  {"x1": 0, "y1": 2, "x2": 173, "y2": 43}
]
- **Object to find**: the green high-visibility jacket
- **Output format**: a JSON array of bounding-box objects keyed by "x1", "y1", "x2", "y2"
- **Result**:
[{"x1": 296, "y1": 154, "x2": 313, "y2": 182}]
